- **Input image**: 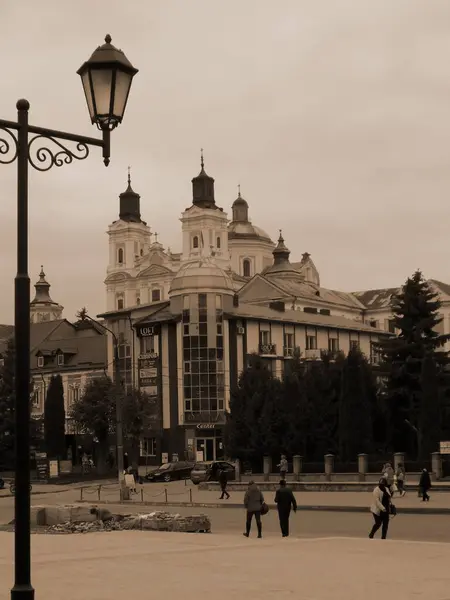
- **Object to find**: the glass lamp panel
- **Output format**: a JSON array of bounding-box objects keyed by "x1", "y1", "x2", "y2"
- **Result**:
[
  {"x1": 90, "y1": 68, "x2": 113, "y2": 118},
  {"x1": 113, "y1": 69, "x2": 132, "y2": 119},
  {"x1": 81, "y1": 71, "x2": 95, "y2": 121}
]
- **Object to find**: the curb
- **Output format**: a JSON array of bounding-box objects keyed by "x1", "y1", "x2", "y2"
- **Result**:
[
  {"x1": 0, "y1": 488, "x2": 71, "y2": 500},
  {"x1": 75, "y1": 499, "x2": 450, "y2": 515}
]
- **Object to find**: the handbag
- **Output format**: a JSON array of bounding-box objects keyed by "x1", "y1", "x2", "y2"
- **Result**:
[
  {"x1": 389, "y1": 503, "x2": 397, "y2": 517},
  {"x1": 261, "y1": 502, "x2": 269, "y2": 516}
]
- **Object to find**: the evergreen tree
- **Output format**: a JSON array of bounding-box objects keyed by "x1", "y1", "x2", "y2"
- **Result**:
[
  {"x1": 419, "y1": 352, "x2": 441, "y2": 457},
  {"x1": 376, "y1": 270, "x2": 450, "y2": 457},
  {"x1": 282, "y1": 351, "x2": 308, "y2": 456},
  {"x1": 70, "y1": 377, "x2": 116, "y2": 473},
  {"x1": 225, "y1": 353, "x2": 278, "y2": 466},
  {"x1": 0, "y1": 338, "x2": 41, "y2": 468},
  {"x1": 44, "y1": 374, "x2": 66, "y2": 459},
  {"x1": 338, "y1": 348, "x2": 374, "y2": 461}
]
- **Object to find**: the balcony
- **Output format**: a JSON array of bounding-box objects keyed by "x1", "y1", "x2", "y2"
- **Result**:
[
  {"x1": 259, "y1": 342, "x2": 276, "y2": 355},
  {"x1": 304, "y1": 348, "x2": 321, "y2": 360}
]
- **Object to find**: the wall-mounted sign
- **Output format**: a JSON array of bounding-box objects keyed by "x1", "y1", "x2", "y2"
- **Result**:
[
  {"x1": 197, "y1": 423, "x2": 217, "y2": 430},
  {"x1": 137, "y1": 325, "x2": 160, "y2": 337}
]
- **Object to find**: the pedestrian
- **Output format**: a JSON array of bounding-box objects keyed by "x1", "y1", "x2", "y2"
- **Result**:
[
  {"x1": 369, "y1": 477, "x2": 392, "y2": 540},
  {"x1": 243, "y1": 480, "x2": 264, "y2": 539},
  {"x1": 219, "y1": 469, "x2": 230, "y2": 500},
  {"x1": 277, "y1": 455, "x2": 288, "y2": 480},
  {"x1": 419, "y1": 468, "x2": 431, "y2": 502},
  {"x1": 395, "y1": 463, "x2": 406, "y2": 497},
  {"x1": 383, "y1": 462, "x2": 394, "y2": 492},
  {"x1": 274, "y1": 479, "x2": 297, "y2": 537}
]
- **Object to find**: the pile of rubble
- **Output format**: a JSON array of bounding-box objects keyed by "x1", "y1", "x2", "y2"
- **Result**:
[{"x1": 44, "y1": 511, "x2": 211, "y2": 535}]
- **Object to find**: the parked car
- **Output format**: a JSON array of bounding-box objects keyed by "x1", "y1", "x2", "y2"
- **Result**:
[
  {"x1": 190, "y1": 461, "x2": 236, "y2": 485},
  {"x1": 145, "y1": 461, "x2": 194, "y2": 483}
]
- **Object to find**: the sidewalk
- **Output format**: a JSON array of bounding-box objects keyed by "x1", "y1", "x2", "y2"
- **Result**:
[{"x1": 77, "y1": 483, "x2": 450, "y2": 515}]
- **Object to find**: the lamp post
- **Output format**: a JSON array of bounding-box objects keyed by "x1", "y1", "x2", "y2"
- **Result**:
[
  {"x1": 77, "y1": 309, "x2": 127, "y2": 499},
  {"x1": 0, "y1": 35, "x2": 138, "y2": 600}
]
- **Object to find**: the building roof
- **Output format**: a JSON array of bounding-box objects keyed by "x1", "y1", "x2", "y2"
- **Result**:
[
  {"x1": 228, "y1": 221, "x2": 273, "y2": 243},
  {"x1": 352, "y1": 287, "x2": 398, "y2": 310},
  {"x1": 169, "y1": 259, "x2": 235, "y2": 296},
  {"x1": 31, "y1": 335, "x2": 107, "y2": 372},
  {"x1": 225, "y1": 304, "x2": 389, "y2": 334}
]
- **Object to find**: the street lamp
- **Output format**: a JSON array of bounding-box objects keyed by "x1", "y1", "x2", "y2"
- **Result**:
[
  {"x1": 0, "y1": 35, "x2": 138, "y2": 600},
  {"x1": 77, "y1": 309, "x2": 127, "y2": 500}
]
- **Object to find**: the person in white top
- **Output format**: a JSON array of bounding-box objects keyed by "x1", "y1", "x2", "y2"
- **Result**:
[{"x1": 369, "y1": 478, "x2": 392, "y2": 539}]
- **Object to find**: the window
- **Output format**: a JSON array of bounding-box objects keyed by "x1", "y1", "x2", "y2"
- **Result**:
[
  {"x1": 306, "y1": 335, "x2": 317, "y2": 350},
  {"x1": 68, "y1": 384, "x2": 80, "y2": 407},
  {"x1": 117, "y1": 247, "x2": 124, "y2": 264},
  {"x1": 216, "y1": 236, "x2": 221, "y2": 249},
  {"x1": 369, "y1": 319, "x2": 378, "y2": 328},
  {"x1": 151, "y1": 289, "x2": 161, "y2": 302},
  {"x1": 243, "y1": 259, "x2": 251, "y2": 277},
  {"x1": 328, "y1": 338, "x2": 339, "y2": 352},
  {"x1": 350, "y1": 340, "x2": 359, "y2": 350},
  {"x1": 140, "y1": 437, "x2": 157, "y2": 457},
  {"x1": 140, "y1": 336, "x2": 156, "y2": 355},
  {"x1": 57, "y1": 353, "x2": 64, "y2": 366},
  {"x1": 215, "y1": 295, "x2": 222, "y2": 310},
  {"x1": 193, "y1": 236, "x2": 199, "y2": 249},
  {"x1": 32, "y1": 386, "x2": 43, "y2": 408},
  {"x1": 260, "y1": 330, "x2": 270, "y2": 345},
  {"x1": 284, "y1": 333, "x2": 294, "y2": 350},
  {"x1": 37, "y1": 356, "x2": 44, "y2": 368},
  {"x1": 198, "y1": 293, "x2": 207, "y2": 308},
  {"x1": 387, "y1": 319, "x2": 396, "y2": 334},
  {"x1": 117, "y1": 295, "x2": 124, "y2": 310}
]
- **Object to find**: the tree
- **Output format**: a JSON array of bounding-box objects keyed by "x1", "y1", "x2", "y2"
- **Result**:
[
  {"x1": 282, "y1": 351, "x2": 308, "y2": 456},
  {"x1": 44, "y1": 374, "x2": 66, "y2": 459},
  {"x1": 338, "y1": 348, "x2": 374, "y2": 461},
  {"x1": 376, "y1": 270, "x2": 450, "y2": 457},
  {"x1": 225, "y1": 354, "x2": 280, "y2": 468},
  {"x1": 122, "y1": 389, "x2": 161, "y2": 467},
  {"x1": 70, "y1": 377, "x2": 116, "y2": 473},
  {"x1": 419, "y1": 352, "x2": 441, "y2": 457},
  {"x1": 0, "y1": 338, "x2": 42, "y2": 469}
]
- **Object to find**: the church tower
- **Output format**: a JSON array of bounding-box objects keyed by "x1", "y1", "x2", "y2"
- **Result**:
[
  {"x1": 180, "y1": 151, "x2": 230, "y2": 270},
  {"x1": 106, "y1": 170, "x2": 151, "y2": 311},
  {"x1": 30, "y1": 267, "x2": 64, "y2": 323}
]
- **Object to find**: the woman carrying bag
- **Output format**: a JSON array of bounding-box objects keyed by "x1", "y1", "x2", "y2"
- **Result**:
[{"x1": 369, "y1": 477, "x2": 395, "y2": 539}]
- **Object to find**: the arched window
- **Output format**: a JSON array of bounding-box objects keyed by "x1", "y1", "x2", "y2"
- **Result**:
[
  {"x1": 117, "y1": 297, "x2": 124, "y2": 310},
  {"x1": 117, "y1": 248, "x2": 124, "y2": 264},
  {"x1": 216, "y1": 237, "x2": 221, "y2": 249},
  {"x1": 243, "y1": 259, "x2": 251, "y2": 277},
  {"x1": 193, "y1": 236, "x2": 199, "y2": 249}
]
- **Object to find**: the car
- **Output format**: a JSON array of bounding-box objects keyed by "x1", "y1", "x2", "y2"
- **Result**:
[
  {"x1": 190, "y1": 461, "x2": 236, "y2": 485},
  {"x1": 145, "y1": 461, "x2": 194, "y2": 483}
]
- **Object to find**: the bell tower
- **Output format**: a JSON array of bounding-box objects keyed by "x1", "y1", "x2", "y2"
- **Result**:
[{"x1": 30, "y1": 267, "x2": 64, "y2": 323}]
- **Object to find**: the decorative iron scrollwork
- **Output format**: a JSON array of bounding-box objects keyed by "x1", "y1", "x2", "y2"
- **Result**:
[
  {"x1": 28, "y1": 134, "x2": 90, "y2": 172},
  {"x1": 0, "y1": 126, "x2": 18, "y2": 164}
]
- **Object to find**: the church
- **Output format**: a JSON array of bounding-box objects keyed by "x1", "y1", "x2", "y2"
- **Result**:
[{"x1": 98, "y1": 154, "x2": 417, "y2": 465}]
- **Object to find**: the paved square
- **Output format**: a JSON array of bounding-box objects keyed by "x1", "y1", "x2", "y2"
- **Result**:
[{"x1": 1, "y1": 531, "x2": 450, "y2": 599}]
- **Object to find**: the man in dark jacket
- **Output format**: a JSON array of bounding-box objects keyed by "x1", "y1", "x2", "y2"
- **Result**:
[
  {"x1": 219, "y1": 469, "x2": 230, "y2": 499},
  {"x1": 274, "y1": 479, "x2": 297, "y2": 537}
]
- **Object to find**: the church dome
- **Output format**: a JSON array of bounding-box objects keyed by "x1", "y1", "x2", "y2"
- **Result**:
[
  {"x1": 169, "y1": 259, "x2": 235, "y2": 297},
  {"x1": 228, "y1": 188, "x2": 273, "y2": 243}
]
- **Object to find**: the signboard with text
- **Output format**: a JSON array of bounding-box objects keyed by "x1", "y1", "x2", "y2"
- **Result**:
[{"x1": 440, "y1": 441, "x2": 450, "y2": 454}]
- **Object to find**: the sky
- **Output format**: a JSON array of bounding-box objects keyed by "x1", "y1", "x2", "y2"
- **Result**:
[{"x1": 1, "y1": 0, "x2": 450, "y2": 322}]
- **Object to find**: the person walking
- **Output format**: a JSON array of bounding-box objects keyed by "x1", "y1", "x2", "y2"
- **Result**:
[
  {"x1": 243, "y1": 481, "x2": 264, "y2": 538},
  {"x1": 274, "y1": 479, "x2": 297, "y2": 537},
  {"x1": 219, "y1": 469, "x2": 230, "y2": 500},
  {"x1": 419, "y1": 468, "x2": 431, "y2": 502},
  {"x1": 395, "y1": 463, "x2": 406, "y2": 497},
  {"x1": 278, "y1": 455, "x2": 288, "y2": 480},
  {"x1": 383, "y1": 462, "x2": 395, "y2": 494},
  {"x1": 369, "y1": 477, "x2": 392, "y2": 539}
]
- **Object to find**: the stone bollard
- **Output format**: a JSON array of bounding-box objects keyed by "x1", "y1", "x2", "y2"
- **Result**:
[
  {"x1": 358, "y1": 453, "x2": 368, "y2": 482},
  {"x1": 324, "y1": 454, "x2": 334, "y2": 482},
  {"x1": 293, "y1": 455, "x2": 303, "y2": 481},
  {"x1": 393, "y1": 452, "x2": 405, "y2": 471},
  {"x1": 263, "y1": 456, "x2": 272, "y2": 482},
  {"x1": 235, "y1": 459, "x2": 242, "y2": 482},
  {"x1": 431, "y1": 452, "x2": 442, "y2": 481}
]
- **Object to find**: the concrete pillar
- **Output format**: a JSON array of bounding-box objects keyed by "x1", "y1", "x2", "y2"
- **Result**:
[
  {"x1": 393, "y1": 452, "x2": 405, "y2": 471},
  {"x1": 358, "y1": 453, "x2": 368, "y2": 481},
  {"x1": 263, "y1": 456, "x2": 272, "y2": 482},
  {"x1": 293, "y1": 455, "x2": 303, "y2": 481},
  {"x1": 324, "y1": 454, "x2": 334, "y2": 482},
  {"x1": 235, "y1": 459, "x2": 242, "y2": 482},
  {"x1": 431, "y1": 452, "x2": 442, "y2": 481}
]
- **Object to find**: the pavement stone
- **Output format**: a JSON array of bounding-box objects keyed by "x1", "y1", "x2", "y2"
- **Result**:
[{"x1": 1, "y1": 530, "x2": 450, "y2": 599}]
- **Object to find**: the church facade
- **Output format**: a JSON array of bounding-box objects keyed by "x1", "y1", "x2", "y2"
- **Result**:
[{"x1": 98, "y1": 156, "x2": 403, "y2": 464}]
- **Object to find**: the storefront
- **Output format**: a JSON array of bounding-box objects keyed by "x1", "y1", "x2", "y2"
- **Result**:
[{"x1": 183, "y1": 421, "x2": 225, "y2": 462}]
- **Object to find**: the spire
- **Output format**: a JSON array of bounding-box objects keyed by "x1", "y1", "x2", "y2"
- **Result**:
[
  {"x1": 31, "y1": 266, "x2": 55, "y2": 305},
  {"x1": 231, "y1": 184, "x2": 249, "y2": 222},
  {"x1": 191, "y1": 149, "x2": 216, "y2": 209},
  {"x1": 119, "y1": 168, "x2": 142, "y2": 222},
  {"x1": 272, "y1": 230, "x2": 291, "y2": 266}
]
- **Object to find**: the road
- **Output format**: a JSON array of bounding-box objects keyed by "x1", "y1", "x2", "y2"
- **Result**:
[{"x1": 0, "y1": 487, "x2": 449, "y2": 542}]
